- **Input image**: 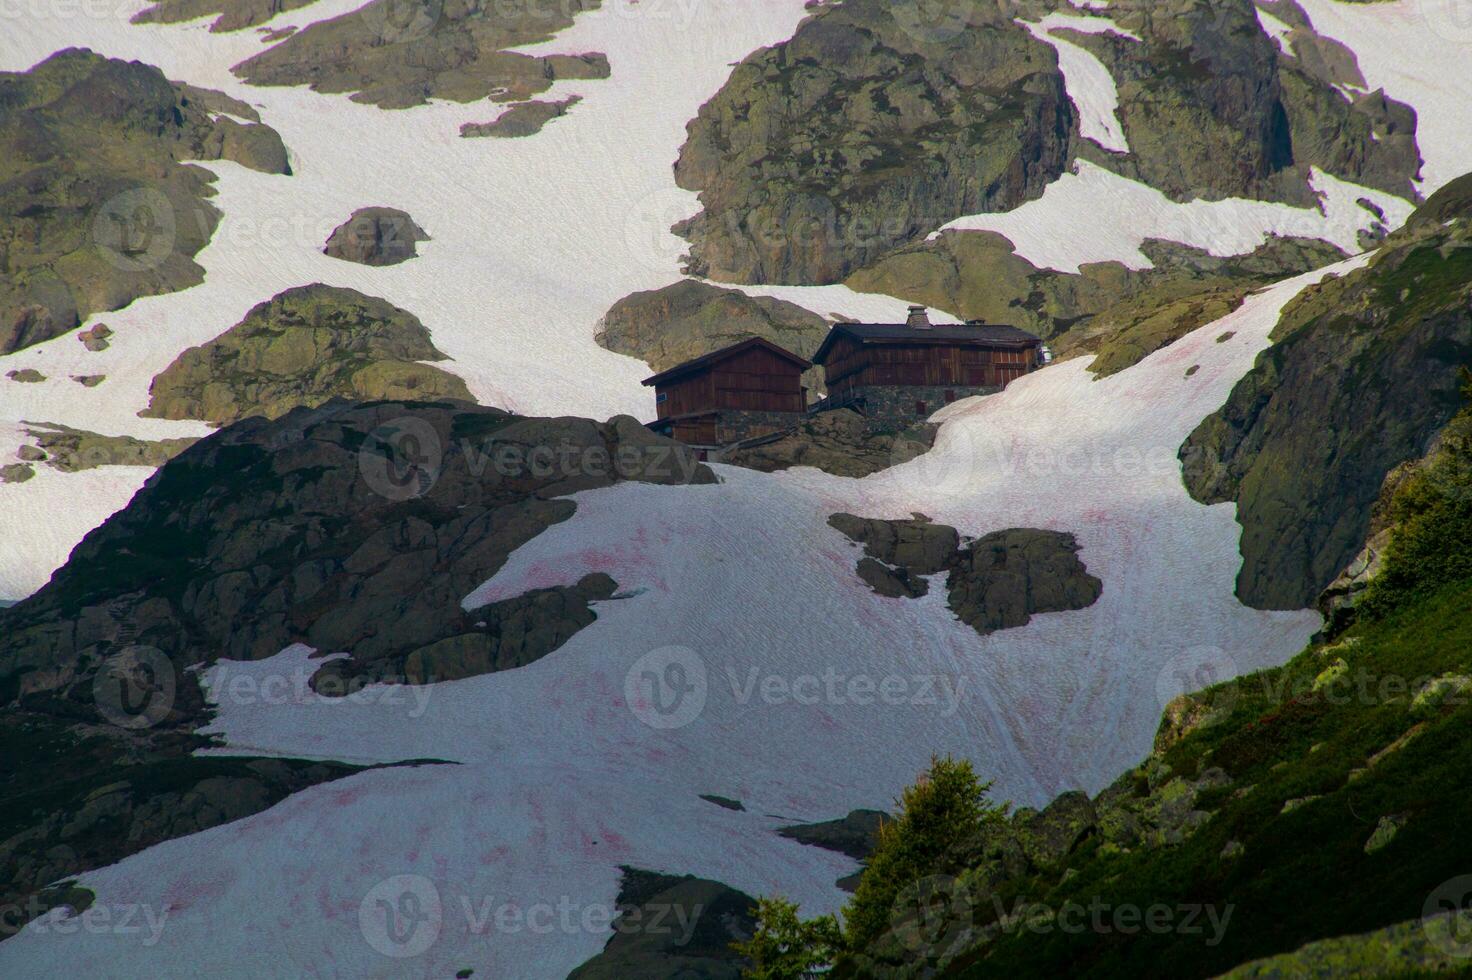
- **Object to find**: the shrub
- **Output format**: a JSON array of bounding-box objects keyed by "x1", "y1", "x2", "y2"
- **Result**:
[
  {"x1": 733, "y1": 896, "x2": 843, "y2": 980},
  {"x1": 842, "y1": 755, "x2": 1006, "y2": 948}
]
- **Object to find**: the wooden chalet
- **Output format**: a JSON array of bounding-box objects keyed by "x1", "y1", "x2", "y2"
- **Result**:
[
  {"x1": 642, "y1": 336, "x2": 811, "y2": 447},
  {"x1": 811, "y1": 306, "x2": 1043, "y2": 419}
]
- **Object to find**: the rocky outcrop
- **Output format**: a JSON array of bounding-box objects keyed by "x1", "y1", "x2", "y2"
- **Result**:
[
  {"x1": 232, "y1": 0, "x2": 609, "y2": 110},
  {"x1": 19, "y1": 422, "x2": 198, "y2": 472},
  {"x1": 460, "y1": 97, "x2": 581, "y2": 139},
  {"x1": 596, "y1": 279, "x2": 831, "y2": 394},
  {"x1": 1180, "y1": 175, "x2": 1472, "y2": 609},
  {"x1": 132, "y1": 0, "x2": 320, "y2": 32},
  {"x1": 779, "y1": 809, "x2": 887, "y2": 861},
  {"x1": 946, "y1": 528, "x2": 1104, "y2": 636},
  {"x1": 0, "y1": 400, "x2": 713, "y2": 714},
  {"x1": 6, "y1": 370, "x2": 44, "y2": 383},
  {"x1": 672, "y1": 0, "x2": 1075, "y2": 284},
  {"x1": 828, "y1": 516, "x2": 1102, "y2": 634},
  {"x1": 322, "y1": 207, "x2": 429, "y2": 266},
  {"x1": 568, "y1": 868, "x2": 756, "y2": 979},
  {"x1": 720, "y1": 410, "x2": 937, "y2": 479},
  {"x1": 0, "y1": 49, "x2": 292, "y2": 354},
  {"x1": 847, "y1": 230, "x2": 1346, "y2": 374},
  {"x1": 1064, "y1": 0, "x2": 1421, "y2": 204},
  {"x1": 141, "y1": 284, "x2": 472, "y2": 425}
]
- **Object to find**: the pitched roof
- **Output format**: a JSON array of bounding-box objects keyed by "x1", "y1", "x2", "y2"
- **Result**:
[
  {"x1": 641, "y1": 336, "x2": 812, "y2": 387},
  {"x1": 812, "y1": 321, "x2": 1041, "y2": 365}
]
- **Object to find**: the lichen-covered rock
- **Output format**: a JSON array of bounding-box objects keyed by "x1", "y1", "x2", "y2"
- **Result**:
[
  {"x1": 322, "y1": 207, "x2": 429, "y2": 266},
  {"x1": 0, "y1": 400, "x2": 713, "y2": 711},
  {"x1": 672, "y1": 0, "x2": 1075, "y2": 284},
  {"x1": 828, "y1": 513, "x2": 960, "y2": 576},
  {"x1": 719, "y1": 409, "x2": 936, "y2": 478},
  {"x1": 20, "y1": 423, "x2": 197, "y2": 472},
  {"x1": 568, "y1": 868, "x2": 756, "y2": 979},
  {"x1": 0, "y1": 49, "x2": 291, "y2": 354},
  {"x1": 945, "y1": 528, "x2": 1103, "y2": 635},
  {"x1": 1216, "y1": 911, "x2": 1472, "y2": 978},
  {"x1": 847, "y1": 230, "x2": 1345, "y2": 371},
  {"x1": 232, "y1": 0, "x2": 610, "y2": 110},
  {"x1": 1180, "y1": 180, "x2": 1472, "y2": 609},
  {"x1": 460, "y1": 96, "x2": 581, "y2": 139},
  {"x1": 0, "y1": 463, "x2": 35, "y2": 483},
  {"x1": 1014, "y1": 791, "x2": 1097, "y2": 872},
  {"x1": 132, "y1": 0, "x2": 320, "y2": 32},
  {"x1": 142, "y1": 284, "x2": 472, "y2": 425},
  {"x1": 6, "y1": 369, "x2": 45, "y2": 383},
  {"x1": 596, "y1": 279, "x2": 830, "y2": 394}
]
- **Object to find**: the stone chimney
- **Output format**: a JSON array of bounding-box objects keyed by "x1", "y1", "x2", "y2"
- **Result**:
[{"x1": 906, "y1": 305, "x2": 931, "y2": 329}]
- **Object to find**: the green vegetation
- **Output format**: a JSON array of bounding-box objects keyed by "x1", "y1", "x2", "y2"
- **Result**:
[
  {"x1": 1357, "y1": 379, "x2": 1472, "y2": 621},
  {"x1": 738, "y1": 757, "x2": 1006, "y2": 977}
]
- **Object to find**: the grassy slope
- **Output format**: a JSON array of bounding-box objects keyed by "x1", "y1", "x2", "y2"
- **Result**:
[{"x1": 956, "y1": 577, "x2": 1472, "y2": 977}]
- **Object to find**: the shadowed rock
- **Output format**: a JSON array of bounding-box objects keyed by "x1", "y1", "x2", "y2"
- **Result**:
[{"x1": 323, "y1": 207, "x2": 429, "y2": 266}]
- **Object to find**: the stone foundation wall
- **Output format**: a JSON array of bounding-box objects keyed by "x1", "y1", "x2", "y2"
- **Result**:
[
  {"x1": 846, "y1": 384, "x2": 999, "y2": 424},
  {"x1": 715, "y1": 409, "x2": 804, "y2": 444}
]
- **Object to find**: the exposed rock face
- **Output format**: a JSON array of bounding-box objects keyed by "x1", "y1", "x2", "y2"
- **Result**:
[
  {"x1": 947, "y1": 528, "x2": 1104, "y2": 635},
  {"x1": 596, "y1": 279, "x2": 831, "y2": 394},
  {"x1": 460, "y1": 96, "x2": 581, "y2": 139},
  {"x1": 0, "y1": 400, "x2": 713, "y2": 712},
  {"x1": 322, "y1": 207, "x2": 429, "y2": 266},
  {"x1": 141, "y1": 284, "x2": 472, "y2": 425},
  {"x1": 828, "y1": 516, "x2": 1102, "y2": 634},
  {"x1": 568, "y1": 868, "x2": 756, "y2": 979},
  {"x1": 0, "y1": 49, "x2": 292, "y2": 354},
  {"x1": 720, "y1": 410, "x2": 937, "y2": 479},
  {"x1": 20, "y1": 423, "x2": 198, "y2": 472},
  {"x1": 6, "y1": 369, "x2": 44, "y2": 383},
  {"x1": 778, "y1": 809, "x2": 886, "y2": 861},
  {"x1": 132, "y1": 0, "x2": 320, "y2": 32},
  {"x1": 672, "y1": 0, "x2": 1075, "y2": 284},
  {"x1": 847, "y1": 230, "x2": 1346, "y2": 374},
  {"x1": 1066, "y1": 0, "x2": 1421, "y2": 204},
  {"x1": 1180, "y1": 177, "x2": 1472, "y2": 609},
  {"x1": 232, "y1": 0, "x2": 610, "y2": 110}
]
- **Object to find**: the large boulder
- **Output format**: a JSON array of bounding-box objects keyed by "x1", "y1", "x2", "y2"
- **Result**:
[{"x1": 322, "y1": 207, "x2": 429, "y2": 266}]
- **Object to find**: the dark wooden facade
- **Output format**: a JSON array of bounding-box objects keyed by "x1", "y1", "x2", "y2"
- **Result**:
[
  {"x1": 813, "y1": 316, "x2": 1043, "y2": 402},
  {"x1": 642, "y1": 337, "x2": 810, "y2": 446}
]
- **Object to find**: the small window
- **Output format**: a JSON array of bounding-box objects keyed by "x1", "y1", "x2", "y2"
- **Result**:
[
  {"x1": 915, "y1": 401, "x2": 927, "y2": 415},
  {"x1": 656, "y1": 392, "x2": 668, "y2": 403}
]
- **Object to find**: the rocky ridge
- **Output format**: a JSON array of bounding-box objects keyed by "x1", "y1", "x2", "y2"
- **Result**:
[{"x1": 0, "y1": 49, "x2": 292, "y2": 354}]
